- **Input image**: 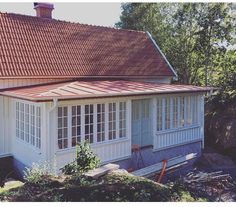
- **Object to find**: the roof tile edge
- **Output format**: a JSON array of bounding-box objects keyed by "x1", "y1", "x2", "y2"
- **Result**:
[{"x1": 146, "y1": 31, "x2": 178, "y2": 80}]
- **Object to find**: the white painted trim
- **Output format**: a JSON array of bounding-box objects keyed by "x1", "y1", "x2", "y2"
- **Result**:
[
  {"x1": 81, "y1": 105, "x2": 85, "y2": 142},
  {"x1": 105, "y1": 103, "x2": 109, "y2": 142},
  {"x1": 127, "y1": 100, "x2": 132, "y2": 153},
  {"x1": 94, "y1": 104, "x2": 98, "y2": 144},
  {"x1": 153, "y1": 139, "x2": 202, "y2": 152},
  {"x1": 156, "y1": 124, "x2": 200, "y2": 135},
  {"x1": 68, "y1": 106, "x2": 72, "y2": 148},
  {"x1": 152, "y1": 98, "x2": 157, "y2": 147},
  {"x1": 200, "y1": 95, "x2": 205, "y2": 149},
  {"x1": 146, "y1": 31, "x2": 178, "y2": 79},
  {"x1": 116, "y1": 102, "x2": 119, "y2": 139},
  {"x1": 162, "y1": 98, "x2": 165, "y2": 130}
]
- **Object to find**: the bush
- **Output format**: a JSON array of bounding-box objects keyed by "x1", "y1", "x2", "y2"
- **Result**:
[
  {"x1": 24, "y1": 162, "x2": 54, "y2": 184},
  {"x1": 62, "y1": 141, "x2": 100, "y2": 175}
]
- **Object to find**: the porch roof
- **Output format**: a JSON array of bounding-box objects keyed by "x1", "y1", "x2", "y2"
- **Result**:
[{"x1": 0, "y1": 80, "x2": 212, "y2": 102}]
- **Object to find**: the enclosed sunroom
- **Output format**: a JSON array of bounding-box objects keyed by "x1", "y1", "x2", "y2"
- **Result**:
[{"x1": 0, "y1": 80, "x2": 210, "y2": 174}]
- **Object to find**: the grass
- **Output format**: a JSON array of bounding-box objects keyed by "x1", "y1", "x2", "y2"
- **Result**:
[{"x1": 0, "y1": 172, "x2": 208, "y2": 202}]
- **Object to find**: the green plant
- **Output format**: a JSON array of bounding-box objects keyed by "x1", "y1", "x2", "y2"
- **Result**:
[
  {"x1": 61, "y1": 141, "x2": 100, "y2": 175},
  {"x1": 24, "y1": 162, "x2": 53, "y2": 184}
]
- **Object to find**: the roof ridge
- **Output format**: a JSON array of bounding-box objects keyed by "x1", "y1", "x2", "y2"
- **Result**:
[{"x1": 0, "y1": 11, "x2": 146, "y2": 34}]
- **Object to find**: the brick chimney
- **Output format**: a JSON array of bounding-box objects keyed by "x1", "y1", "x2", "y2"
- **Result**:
[{"x1": 34, "y1": 3, "x2": 54, "y2": 19}]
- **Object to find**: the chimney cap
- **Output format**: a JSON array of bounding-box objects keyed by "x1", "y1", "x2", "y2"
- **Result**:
[
  {"x1": 34, "y1": 2, "x2": 54, "y2": 19},
  {"x1": 34, "y1": 2, "x2": 54, "y2": 10}
]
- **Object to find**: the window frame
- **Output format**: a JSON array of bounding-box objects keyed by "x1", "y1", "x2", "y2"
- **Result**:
[
  {"x1": 57, "y1": 100, "x2": 128, "y2": 151},
  {"x1": 15, "y1": 100, "x2": 42, "y2": 150},
  {"x1": 156, "y1": 94, "x2": 200, "y2": 133}
]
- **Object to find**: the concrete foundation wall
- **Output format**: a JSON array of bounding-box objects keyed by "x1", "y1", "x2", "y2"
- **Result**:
[
  {"x1": 115, "y1": 141, "x2": 202, "y2": 171},
  {"x1": 12, "y1": 158, "x2": 28, "y2": 179}
]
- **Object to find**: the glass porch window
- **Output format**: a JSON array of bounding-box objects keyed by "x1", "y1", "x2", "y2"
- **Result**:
[
  {"x1": 119, "y1": 102, "x2": 126, "y2": 138},
  {"x1": 72, "y1": 105, "x2": 81, "y2": 147},
  {"x1": 108, "y1": 103, "x2": 116, "y2": 140},
  {"x1": 97, "y1": 104, "x2": 105, "y2": 142},
  {"x1": 15, "y1": 101, "x2": 41, "y2": 149},
  {"x1": 157, "y1": 98, "x2": 163, "y2": 131},
  {"x1": 58, "y1": 107, "x2": 68, "y2": 149},
  {"x1": 84, "y1": 104, "x2": 94, "y2": 143}
]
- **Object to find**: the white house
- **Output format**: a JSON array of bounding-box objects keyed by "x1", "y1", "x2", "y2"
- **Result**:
[{"x1": 0, "y1": 3, "x2": 211, "y2": 175}]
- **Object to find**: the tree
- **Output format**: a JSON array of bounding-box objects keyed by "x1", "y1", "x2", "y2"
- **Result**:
[
  {"x1": 116, "y1": 3, "x2": 235, "y2": 86},
  {"x1": 194, "y1": 3, "x2": 235, "y2": 86}
]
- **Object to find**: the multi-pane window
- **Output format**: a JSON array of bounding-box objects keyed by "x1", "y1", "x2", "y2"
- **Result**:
[
  {"x1": 97, "y1": 104, "x2": 105, "y2": 142},
  {"x1": 180, "y1": 97, "x2": 185, "y2": 127},
  {"x1": 157, "y1": 95, "x2": 200, "y2": 132},
  {"x1": 119, "y1": 102, "x2": 126, "y2": 138},
  {"x1": 57, "y1": 101, "x2": 128, "y2": 150},
  {"x1": 164, "y1": 98, "x2": 171, "y2": 130},
  {"x1": 192, "y1": 96, "x2": 198, "y2": 125},
  {"x1": 35, "y1": 107, "x2": 41, "y2": 149},
  {"x1": 72, "y1": 106, "x2": 81, "y2": 147},
  {"x1": 173, "y1": 97, "x2": 178, "y2": 128},
  {"x1": 30, "y1": 105, "x2": 35, "y2": 146},
  {"x1": 85, "y1": 104, "x2": 94, "y2": 143},
  {"x1": 157, "y1": 98, "x2": 163, "y2": 131},
  {"x1": 16, "y1": 102, "x2": 41, "y2": 149},
  {"x1": 108, "y1": 103, "x2": 116, "y2": 140},
  {"x1": 58, "y1": 107, "x2": 68, "y2": 149},
  {"x1": 19, "y1": 103, "x2": 24, "y2": 140},
  {"x1": 186, "y1": 96, "x2": 192, "y2": 125}
]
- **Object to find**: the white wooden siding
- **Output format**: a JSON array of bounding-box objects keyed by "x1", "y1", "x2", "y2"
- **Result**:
[
  {"x1": 55, "y1": 139, "x2": 131, "y2": 170},
  {"x1": 153, "y1": 126, "x2": 201, "y2": 150},
  {"x1": 0, "y1": 79, "x2": 70, "y2": 89}
]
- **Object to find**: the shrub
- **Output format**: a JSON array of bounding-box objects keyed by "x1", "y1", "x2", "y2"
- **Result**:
[
  {"x1": 62, "y1": 141, "x2": 100, "y2": 175},
  {"x1": 24, "y1": 162, "x2": 53, "y2": 184}
]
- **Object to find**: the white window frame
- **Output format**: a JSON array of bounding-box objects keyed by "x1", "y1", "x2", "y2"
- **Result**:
[
  {"x1": 57, "y1": 100, "x2": 128, "y2": 151},
  {"x1": 15, "y1": 100, "x2": 42, "y2": 150},
  {"x1": 156, "y1": 94, "x2": 200, "y2": 133}
]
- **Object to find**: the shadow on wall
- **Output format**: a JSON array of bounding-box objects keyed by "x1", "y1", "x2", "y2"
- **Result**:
[{"x1": 0, "y1": 156, "x2": 18, "y2": 185}]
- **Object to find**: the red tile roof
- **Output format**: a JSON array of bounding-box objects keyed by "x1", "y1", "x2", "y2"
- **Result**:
[
  {"x1": 0, "y1": 80, "x2": 212, "y2": 102},
  {"x1": 0, "y1": 12, "x2": 175, "y2": 79}
]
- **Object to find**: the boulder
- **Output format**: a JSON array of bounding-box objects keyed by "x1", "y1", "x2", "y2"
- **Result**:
[
  {"x1": 84, "y1": 164, "x2": 120, "y2": 179},
  {"x1": 205, "y1": 115, "x2": 236, "y2": 149}
]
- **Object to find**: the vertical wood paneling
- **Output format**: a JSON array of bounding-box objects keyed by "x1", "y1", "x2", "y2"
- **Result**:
[{"x1": 154, "y1": 126, "x2": 201, "y2": 150}]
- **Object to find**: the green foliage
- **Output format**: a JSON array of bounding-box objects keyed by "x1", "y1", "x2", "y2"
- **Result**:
[
  {"x1": 24, "y1": 162, "x2": 53, "y2": 184},
  {"x1": 116, "y1": 3, "x2": 235, "y2": 89},
  {"x1": 61, "y1": 141, "x2": 100, "y2": 175}
]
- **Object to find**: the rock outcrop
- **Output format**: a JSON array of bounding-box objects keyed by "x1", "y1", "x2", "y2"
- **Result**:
[{"x1": 205, "y1": 97, "x2": 236, "y2": 150}]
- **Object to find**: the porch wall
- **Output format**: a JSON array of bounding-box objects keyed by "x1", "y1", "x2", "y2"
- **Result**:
[
  {"x1": 5, "y1": 92, "x2": 206, "y2": 175},
  {"x1": 47, "y1": 97, "x2": 133, "y2": 171},
  {"x1": 3, "y1": 98, "x2": 48, "y2": 174}
]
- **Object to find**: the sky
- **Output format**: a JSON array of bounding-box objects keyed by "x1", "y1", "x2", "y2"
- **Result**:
[{"x1": 0, "y1": 3, "x2": 122, "y2": 27}]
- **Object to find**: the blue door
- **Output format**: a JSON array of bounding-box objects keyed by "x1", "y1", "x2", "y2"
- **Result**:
[{"x1": 132, "y1": 99, "x2": 152, "y2": 147}]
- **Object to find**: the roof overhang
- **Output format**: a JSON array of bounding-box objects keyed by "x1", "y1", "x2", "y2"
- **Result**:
[{"x1": 0, "y1": 80, "x2": 213, "y2": 102}]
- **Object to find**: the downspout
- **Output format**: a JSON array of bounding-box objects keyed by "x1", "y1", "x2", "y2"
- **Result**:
[
  {"x1": 47, "y1": 98, "x2": 58, "y2": 173},
  {"x1": 146, "y1": 31, "x2": 178, "y2": 81}
]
